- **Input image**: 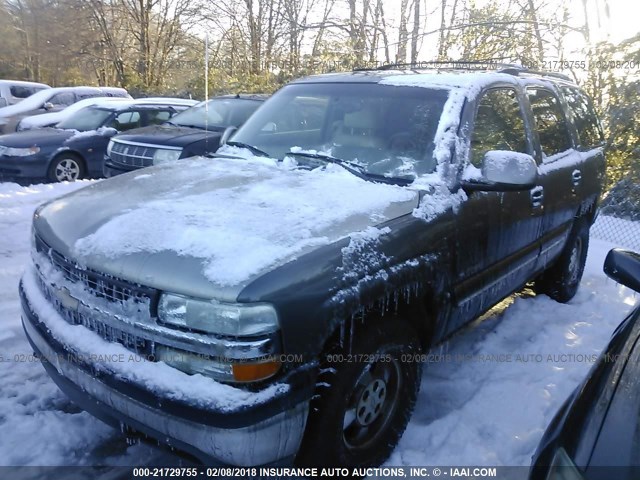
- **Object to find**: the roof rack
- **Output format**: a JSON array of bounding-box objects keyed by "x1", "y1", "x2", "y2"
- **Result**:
[
  {"x1": 372, "y1": 60, "x2": 520, "y2": 71},
  {"x1": 353, "y1": 61, "x2": 574, "y2": 82}
]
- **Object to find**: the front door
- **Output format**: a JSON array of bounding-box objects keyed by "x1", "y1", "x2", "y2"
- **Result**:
[{"x1": 448, "y1": 86, "x2": 541, "y2": 336}]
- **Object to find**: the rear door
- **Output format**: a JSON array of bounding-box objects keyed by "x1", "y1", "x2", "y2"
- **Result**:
[
  {"x1": 523, "y1": 84, "x2": 582, "y2": 269},
  {"x1": 558, "y1": 85, "x2": 606, "y2": 204}
]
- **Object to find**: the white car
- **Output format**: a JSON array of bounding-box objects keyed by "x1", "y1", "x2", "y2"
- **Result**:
[
  {"x1": 0, "y1": 80, "x2": 50, "y2": 108},
  {"x1": 0, "y1": 86, "x2": 130, "y2": 133},
  {"x1": 17, "y1": 97, "x2": 130, "y2": 131}
]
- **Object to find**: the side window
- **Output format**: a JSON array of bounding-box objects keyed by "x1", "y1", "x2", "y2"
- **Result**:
[
  {"x1": 526, "y1": 88, "x2": 572, "y2": 158},
  {"x1": 110, "y1": 111, "x2": 141, "y2": 131},
  {"x1": 10, "y1": 86, "x2": 39, "y2": 99},
  {"x1": 560, "y1": 86, "x2": 604, "y2": 149},
  {"x1": 48, "y1": 92, "x2": 75, "y2": 107},
  {"x1": 147, "y1": 110, "x2": 172, "y2": 125},
  {"x1": 470, "y1": 88, "x2": 528, "y2": 167}
]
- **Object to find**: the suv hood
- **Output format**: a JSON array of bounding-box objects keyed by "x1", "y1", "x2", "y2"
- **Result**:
[
  {"x1": 113, "y1": 125, "x2": 223, "y2": 148},
  {"x1": 34, "y1": 156, "x2": 419, "y2": 301}
]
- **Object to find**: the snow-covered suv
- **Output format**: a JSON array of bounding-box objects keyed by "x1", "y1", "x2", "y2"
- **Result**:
[{"x1": 20, "y1": 65, "x2": 605, "y2": 467}]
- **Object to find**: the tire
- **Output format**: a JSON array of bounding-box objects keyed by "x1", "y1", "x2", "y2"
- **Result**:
[
  {"x1": 296, "y1": 319, "x2": 422, "y2": 468},
  {"x1": 535, "y1": 218, "x2": 589, "y2": 303},
  {"x1": 48, "y1": 153, "x2": 85, "y2": 182}
]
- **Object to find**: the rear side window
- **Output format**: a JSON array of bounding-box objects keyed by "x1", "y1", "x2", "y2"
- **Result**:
[
  {"x1": 49, "y1": 92, "x2": 75, "y2": 107},
  {"x1": 526, "y1": 88, "x2": 572, "y2": 158},
  {"x1": 560, "y1": 86, "x2": 604, "y2": 149},
  {"x1": 110, "y1": 111, "x2": 142, "y2": 131},
  {"x1": 147, "y1": 110, "x2": 172, "y2": 125},
  {"x1": 470, "y1": 88, "x2": 528, "y2": 167},
  {"x1": 10, "y1": 86, "x2": 43, "y2": 99}
]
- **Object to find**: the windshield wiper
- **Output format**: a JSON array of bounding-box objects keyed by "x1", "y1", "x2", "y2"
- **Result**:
[
  {"x1": 285, "y1": 150, "x2": 411, "y2": 185},
  {"x1": 226, "y1": 141, "x2": 270, "y2": 157},
  {"x1": 285, "y1": 150, "x2": 366, "y2": 176}
]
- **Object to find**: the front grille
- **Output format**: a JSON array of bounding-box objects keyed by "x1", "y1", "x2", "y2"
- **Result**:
[
  {"x1": 34, "y1": 234, "x2": 155, "y2": 306},
  {"x1": 37, "y1": 275, "x2": 149, "y2": 353},
  {"x1": 109, "y1": 141, "x2": 157, "y2": 168},
  {"x1": 33, "y1": 234, "x2": 155, "y2": 353}
]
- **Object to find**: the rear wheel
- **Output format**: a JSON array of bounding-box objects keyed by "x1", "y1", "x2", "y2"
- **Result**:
[
  {"x1": 296, "y1": 319, "x2": 421, "y2": 468},
  {"x1": 535, "y1": 218, "x2": 589, "y2": 303},
  {"x1": 48, "y1": 154, "x2": 84, "y2": 182}
]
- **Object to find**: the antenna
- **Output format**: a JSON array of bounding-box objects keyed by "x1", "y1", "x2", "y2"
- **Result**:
[{"x1": 205, "y1": 33, "x2": 209, "y2": 144}]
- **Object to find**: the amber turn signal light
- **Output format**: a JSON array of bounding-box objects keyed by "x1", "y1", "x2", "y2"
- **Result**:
[{"x1": 232, "y1": 361, "x2": 281, "y2": 382}]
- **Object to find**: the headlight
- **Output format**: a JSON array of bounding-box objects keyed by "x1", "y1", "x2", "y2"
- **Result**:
[
  {"x1": 153, "y1": 148, "x2": 182, "y2": 165},
  {"x1": 2, "y1": 146, "x2": 40, "y2": 157},
  {"x1": 158, "y1": 293, "x2": 280, "y2": 337},
  {"x1": 106, "y1": 139, "x2": 114, "y2": 157},
  {"x1": 157, "y1": 293, "x2": 282, "y2": 382}
]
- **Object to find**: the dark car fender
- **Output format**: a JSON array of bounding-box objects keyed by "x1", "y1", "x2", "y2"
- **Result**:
[
  {"x1": 237, "y1": 211, "x2": 455, "y2": 363},
  {"x1": 182, "y1": 135, "x2": 223, "y2": 157},
  {"x1": 46, "y1": 146, "x2": 86, "y2": 170}
]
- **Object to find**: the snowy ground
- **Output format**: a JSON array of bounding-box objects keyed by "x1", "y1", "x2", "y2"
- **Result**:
[{"x1": 0, "y1": 181, "x2": 637, "y2": 468}]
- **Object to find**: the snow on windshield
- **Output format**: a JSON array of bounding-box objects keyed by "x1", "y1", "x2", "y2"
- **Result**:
[{"x1": 73, "y1": 157, "x2": 418, "y2": 286}]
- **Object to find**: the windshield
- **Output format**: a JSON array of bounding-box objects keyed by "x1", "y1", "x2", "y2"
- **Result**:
[
  {"x1": 58, "y1": 106, "x2": 113, "y2": 131},
  {"x1": 170, "y1": 98, "x2": 262, "y2": 130},
  {"x1": 229, "y1": 83, "x2": 449, "y2": 180}
]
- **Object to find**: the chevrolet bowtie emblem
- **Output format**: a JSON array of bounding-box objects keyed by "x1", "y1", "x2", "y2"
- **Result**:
[{"x1": 54, "y1": 287, "x2": 80, "y2": 311}]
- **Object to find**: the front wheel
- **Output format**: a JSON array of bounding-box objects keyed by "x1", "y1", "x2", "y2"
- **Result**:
[
  {"x1": 535, "y1": 218, "x2": 589, "y2": 303},
  {"x1": 48, "y1": 154, "x2": 84, "y2": 182},
  {"x1": 296, "y1": 319, "x2": 421, "y2": 467}
]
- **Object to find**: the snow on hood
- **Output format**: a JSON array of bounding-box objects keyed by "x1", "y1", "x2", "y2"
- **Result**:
[
  {"x1": 68, "y1": 126, "x2": 111, "y2": 140},
  {"x1": 70, "y1": 156, "x2": 418, "y2": 288}
]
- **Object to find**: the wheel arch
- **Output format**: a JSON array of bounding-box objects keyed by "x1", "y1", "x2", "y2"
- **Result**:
[
  {"x1": 47, "y1": 149, "x2": 87, "y2": 179},
  {"x1": 319, "y1": 259, "x2": 445, "y2": 357}
]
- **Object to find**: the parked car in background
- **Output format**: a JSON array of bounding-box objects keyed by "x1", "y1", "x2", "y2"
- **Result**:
[
  {"x1": 531, "y1": 248, "x2": 640, "y2": 480},
  {"x1": 0, "y1": 97, "x2": 195, "y2": 183},
  {"x1": 0, "y1": 86, "x2": 130, "y2": 134},
  {"x1": 0, "y1": 80, "x2": 51, "y2": 108},
  {"x1": 103, "y1": 94, "x2": 266, "y2": 176},
  {"x1": 16, "y1": 97, "x2": 129, "y2": 131},
  {"x1": 20, "y1": 65, "x2": 606, "y2": 467}
]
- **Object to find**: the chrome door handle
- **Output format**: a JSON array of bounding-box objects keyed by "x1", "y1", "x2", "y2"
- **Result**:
[
  {"x1": 572, "y1": 169, "x2": 582, "y2": 186},
  {"x1": 531, "y1": 186, "x2": 544, "y2": 208}
]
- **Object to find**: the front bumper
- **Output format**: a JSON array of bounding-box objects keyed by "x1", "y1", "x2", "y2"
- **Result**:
[
  {"x1": 103, "y1": 157, "x2": 139, "y2": 177},
  {"x1": 20, "y1": 277, "x2": 311, "y2": 466},
  {"x1": 0, "y1": 154, "x2": 49, "y2": 181}
]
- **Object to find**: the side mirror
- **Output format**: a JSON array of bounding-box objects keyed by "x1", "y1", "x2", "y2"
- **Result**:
[
  {"x1": 463, "y1": 151, "x2": 537, "y2": 191},
  {"x1": 43, "y1": 102, "x2": 54, "y2": 111},
  {"x1": 604, "y1": 249, "x2": 640, "y2": 293},
  {"x1": 219, "y1": 126, "x2": 237, "y2": 146},
  {"x1": 0, "y1": 98, "x2": 7, "y2": 108},
  {"x1": 100, "y1": 127, "x2": 118, "y2": 138}
]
